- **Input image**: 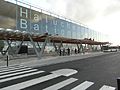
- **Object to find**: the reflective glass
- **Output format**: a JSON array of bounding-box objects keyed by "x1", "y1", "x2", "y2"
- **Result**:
[
  {"x1": 0, "y1": 0, "x2": 107, "y2": 42},
  {"x1": 17, "y1": 2, "x2": 31, "y2": 32},
  {"x1": 0, "y1": 0, "x2": 16, "y2": 29},
  {"x1": 30, "y1": 6, "x2": 42, "y2": 34}
]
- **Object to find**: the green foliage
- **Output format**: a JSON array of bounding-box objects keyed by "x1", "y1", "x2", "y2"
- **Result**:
[{"x1": 0, "y1": 40, "x2": 4, "y2": 51}]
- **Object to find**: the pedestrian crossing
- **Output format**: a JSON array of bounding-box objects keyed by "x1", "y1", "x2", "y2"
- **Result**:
[
  {"x1": 71, "y1": 81, "x2": 94, "y2": 90},
  {"x1": 0, "y1": 65, "x2": 116, "y2": 90}
]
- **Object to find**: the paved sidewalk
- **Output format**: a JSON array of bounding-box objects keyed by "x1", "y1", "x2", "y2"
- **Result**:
[
  {"x1": 0, "y1": 52, "x2": 113, "y2": 68},
  {"x1": 21, "y1": 52, "x2": 112, "y2": 67}
]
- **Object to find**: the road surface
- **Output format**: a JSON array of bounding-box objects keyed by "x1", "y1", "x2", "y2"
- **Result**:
[{"x1": 0, "y1": 52, "x2": 120, "y2": 90}]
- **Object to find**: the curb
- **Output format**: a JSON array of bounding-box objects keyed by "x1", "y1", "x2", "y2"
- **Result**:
[{"x1": 22, "y1": 52, "x2": 113, "y2": 68}]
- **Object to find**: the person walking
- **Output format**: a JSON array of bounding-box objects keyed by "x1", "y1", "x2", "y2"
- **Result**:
[
  {"x1": 59, "y1": 49, "x2": 62, "y2": 56},
  {"x1": 63, "y1": 48, "x2": 65, "y2": 56},
  {"x1": 67, "y1": 47, "x2": 70, "y2": 55},
  {"x1": 75, "y1": 48, "x2": 77, "y2": 54}
]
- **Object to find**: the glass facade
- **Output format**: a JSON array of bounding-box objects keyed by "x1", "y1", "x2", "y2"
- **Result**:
[{"x1": 0, "y1": 0, "x2": 108, "y2": 42}]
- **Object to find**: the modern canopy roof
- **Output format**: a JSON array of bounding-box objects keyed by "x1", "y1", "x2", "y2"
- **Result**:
[{"x1": 0, "y1": 28, "x2": 109, "y2": 45}]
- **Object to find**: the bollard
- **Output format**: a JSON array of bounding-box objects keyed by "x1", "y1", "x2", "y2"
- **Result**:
[
  {"x1": 117, "y1": 78, "x2": 120, "y2": 90},
  {"x1": 7, "y1": 55, "x2": 8, "y2": 67},
  {"x1": 6, "y1": 52, "x2": 9, "y2": 67}
]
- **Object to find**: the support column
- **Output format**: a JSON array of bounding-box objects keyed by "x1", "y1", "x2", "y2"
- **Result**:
[
  {"x1": 92, "y1": 45, "x2": 94, "y2": 51},
  {"x1": 100, "y1": 44, "x2": 103, "y2": 51},
  {"x1": 1, "y1": 42, "x2": 12, "y2": 55},
  {"x1": 77, "y1": 44, "x2": 80, "y2": 53},
  {"x1": 52, "y1": 41, "x2": 58, "y2": 52},
  {"x1": 15, "y1": 37, "x2": 24, "y2": 54},
  {"x1": 37, "y1": 42, "x2": 41, "y2": 52},
  {"x1": 5, "y1": 38, "x2": 14, "y2": 55},
  {"x1": 28, "y1": 35, "x2": 41, "y2": 59},
  {"x1": 90, "y1": 45, "x2": 94, "y2": 52},
  {"x1": 39, "y1": 36, "x2": 49, "y2": 59},
  {"x1": 80, "y1": 43, "x2": 84, "y2": 54},
  {"x1": 84, "y1": 44, "x2": 87, "y2": 51},
  {"x1": 58, "y1": 41, "x2": 63, "y2": 54}
]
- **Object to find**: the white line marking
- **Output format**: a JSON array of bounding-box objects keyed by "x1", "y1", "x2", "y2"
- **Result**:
[
  {"x1": 0, "y1": 69, "x2": 37, "y2": 79},
  {"x1": 51, "y1": 69, "x2": 78, "y2": 77},
  {"x1": 0, "y1": 66, "x2": 28, "y2": 73},
  {"x1": 1, "y1": 74, "x2": 60, "y2": 90},
  {"x1": 71, "y1": 81, "x2": 94, "y2": 90},
  {"x1": 99, "y1": 85, "x2": 116, "y2": 90},
  {"x1": 0, "y1": 67, "x2": 32, "y2": 75},
  {"x1": 0, "y1": 69, "x2": 77, "y2": 90},
  {"x1": 43, "y1": 78, "x2": 78, "y2": 90},
  {"x1": 0, "y1": 70, "x2": 45, "y2": 83}
]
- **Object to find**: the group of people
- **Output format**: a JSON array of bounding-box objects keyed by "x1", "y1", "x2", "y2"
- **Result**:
[
  {"x1": 59, "y1": 48, "x2": 80, "y2": 56},
  {"x1": 84, "y1": 38, "x2": 94, "y2": 41}
]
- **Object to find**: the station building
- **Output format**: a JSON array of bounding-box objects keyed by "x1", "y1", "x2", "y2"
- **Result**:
[{"x1": 0, "y1": 0, "x2": 109, "y2": 59}]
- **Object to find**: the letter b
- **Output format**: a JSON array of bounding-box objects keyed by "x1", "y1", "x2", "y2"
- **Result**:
[{"x1": 20, "y1": 19, "x2": 27, "y2": 29}]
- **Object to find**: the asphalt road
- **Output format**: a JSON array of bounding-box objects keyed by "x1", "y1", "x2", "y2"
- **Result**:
[
  {"x1": 35, "y1": 52, "x2": 120, "y2": 90},
  {"x1": 0, "y1": 52, "x2": 120, "y2": 90}
]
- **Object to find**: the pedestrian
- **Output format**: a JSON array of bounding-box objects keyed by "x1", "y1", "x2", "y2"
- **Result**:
[
  {"x1": 63, "y1": 48, "x2": 65, "y2": 56},
  {"x1": 59, "y1": 49, "x2": 62, "y2": 56},
  {"x1": 67, "y1": 48, "x2": 70, "y2": 55},
  {"x1": 78, "y1": 48, "x2": 80, "y2": 53},
  {"x1": 75, "y1": 48, "x2": 77, "y2": 54}
]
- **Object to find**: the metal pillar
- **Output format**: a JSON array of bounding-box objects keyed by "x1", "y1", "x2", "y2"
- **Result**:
[
  {"x1": 39, "y1": 36, "x2": 49, "y2": 59},
  {"x1": 15, "y1": 38, "x2": 24, "y2": 54},
  {"x1": 91, "y1": 45, "x2": 94, "y2": 51},
  {"x1": 58, "y1": 41, "x2": 63, "y2": 54},
  {"x1": 80, "y1": 43, "x2": 84, "y2": 54},
  {"x1": 1, "y1": 43, "x2": 11, "y2": 55},
  {"x1": 37, "y1": 42, "x2": 41, "y2": 52},
  {"x1": 89, "y1": 45, "x2": 94, "y2": 52},
  {"x1": 100, "y1": 44, "x2": 103, "y2": 51},
  {"x1": 5, "y1": 38, "x2": 14, "y2": 55},
  {"x1": 52, "y1": 41, "x2": 59, "y2": 55},
  {"x1": 28, "y1": 35, "x2": 41, "y2": 59},
  {"x1": 6, "y1": 40, "x2": 13, "y2": 52},
  {"x1": 84, "y1": 44, "x2": 87, "y2": 50},
  {"x1": 77, "y1": 44, "x2": 80, "y2": 53},
  {"x1": 52, "y1": 41, "x2": 58, "y2": 52}
]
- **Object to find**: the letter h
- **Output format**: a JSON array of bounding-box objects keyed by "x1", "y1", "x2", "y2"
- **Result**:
[{"x1": 20, "y1": 7, "x2": 28, "y2": 18}]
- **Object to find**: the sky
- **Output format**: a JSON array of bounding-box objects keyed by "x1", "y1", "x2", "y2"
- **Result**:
[{"x1": 22, "y1": 0, "x2": 120, "y2": 45}]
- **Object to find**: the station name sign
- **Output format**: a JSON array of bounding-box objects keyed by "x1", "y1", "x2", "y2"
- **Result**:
[{"x1": 17, "y1": 5, "x2": 82, "y2": 39}]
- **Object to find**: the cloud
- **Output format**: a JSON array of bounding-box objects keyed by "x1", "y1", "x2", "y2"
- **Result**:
[
  {"x1": 65, "y1": 0, "x2": 97, "y2": 23},
  {"x1": 103, "y1": 0, "x2": 120, "y2": 16},
  {"x1": 27, "y1": 0, "x2": 120, "y2": 25},
  {"x1": 25, "y1": 0, "x2": 120, "y2": 44},
  {"x1": 40, "y1": 0, "x2": 104, "y2": 24},
  {"x1": 43, "y1": 0, "x2": 97, "y2": 23}
]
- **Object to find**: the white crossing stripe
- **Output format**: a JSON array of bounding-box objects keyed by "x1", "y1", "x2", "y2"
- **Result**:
[
  {"x1": 71, "y1": 81, "x2": 94, "y2": 90},
  {"x1": 0, "y1": 67, "x2": 32, "y2": 75},
  {"x1": 0, "y1": 70, "x2": 45, "y2": 83},
  {"x1": 0, "y1": 69, "x2": 77, "y2": 90},
  {"x1": 0, "y1": 73, "x2": 63, "y2": 90},
  {"x1": 99, "y1": 85, "x2": 116, "y2": 90},
  {"x1": 43, "y1": 78, "x2": 78, "y2": 90},
  {"x1": 0, "y1": 66, "x2": 28, "y2": 73},
  {"x1": 0, "y1": 69, "x2": 37, "y2": 79}
]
